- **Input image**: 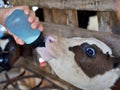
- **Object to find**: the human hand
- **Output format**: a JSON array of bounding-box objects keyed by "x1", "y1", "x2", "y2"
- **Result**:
[{"x1": 0, "y1": 5, "x2": 43, "y2": 45}]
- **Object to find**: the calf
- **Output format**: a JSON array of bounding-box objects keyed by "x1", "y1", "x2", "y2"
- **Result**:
[{"x1": 36, "y1": 36, "x2": 120, "y2": 90}]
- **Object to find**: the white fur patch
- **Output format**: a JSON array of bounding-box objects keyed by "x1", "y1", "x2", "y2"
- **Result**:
[
  {"x1": 48, "y1": 54, "x2": 90, "y2": 89},
  {"x1": 48, "y1": 53, "x2": 120, "y2": 90},
  {"x1": 83, "y1": 38, "x2": 112, "y2": 55},
  {"x1": 0, "y1": 39, "x2": 9, "y2": 50},
  {"x1": 68, "y1": 37, "x2": 112, "y2": 56},
  {"x1": 85, "y1": 68, "x2": 120, "y2": 90},
  {"x1": 37, "y1": 36, "x2": 117, "y2": 90}
]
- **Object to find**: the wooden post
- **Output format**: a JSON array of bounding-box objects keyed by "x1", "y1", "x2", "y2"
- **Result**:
[
  {"x1": 44, "y1": 9, "x2": 78, "y2": 27},
  {"x1": 97, "y1": 11, "x2": 120, "y2": 35}
]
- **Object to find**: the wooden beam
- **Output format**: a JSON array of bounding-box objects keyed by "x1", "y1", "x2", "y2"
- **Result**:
[
  {"x1": 14, "y1": 57, "x2": 80, "y2": 90},
  {"x1": 42, "y1": 22, "x2": 120, "y2": 56},
  {"x1": 11, "y1": 0, "x2": 115, "y2": 11}
]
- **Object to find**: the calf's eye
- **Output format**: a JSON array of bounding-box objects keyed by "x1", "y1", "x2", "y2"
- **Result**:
[{"x1": 85, "y1": 47, "x2": 96, "y2": 57}]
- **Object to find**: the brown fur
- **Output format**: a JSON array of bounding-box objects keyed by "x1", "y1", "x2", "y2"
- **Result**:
[
  {"x1": 69, "y1": 43, "x2": 115, "y2": 78},
  {"x1": 69, "y1": 42, "x2": 120, "y2": 90}
]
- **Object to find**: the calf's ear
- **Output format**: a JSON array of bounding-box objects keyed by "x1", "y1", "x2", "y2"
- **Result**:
[{"x1": 68, "y1": 46, "x2": 78, "y2": 53}]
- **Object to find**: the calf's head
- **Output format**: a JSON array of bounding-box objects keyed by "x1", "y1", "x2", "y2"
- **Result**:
[
  {"x1": 69, "y1": 42, "x2": 116, "y2": 78},
  {"x1": 36, "y1": 36, "x2": 120, "y2": 90}
]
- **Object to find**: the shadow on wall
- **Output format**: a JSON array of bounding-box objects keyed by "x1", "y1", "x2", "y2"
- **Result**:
[{"x1": 32, "y1": 6, "x2": 44, "y2": 22}]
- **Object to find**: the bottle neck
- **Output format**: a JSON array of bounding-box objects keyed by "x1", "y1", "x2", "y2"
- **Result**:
[{"x1": 28, "y1": 32, "x2": 45, "y2": 48}]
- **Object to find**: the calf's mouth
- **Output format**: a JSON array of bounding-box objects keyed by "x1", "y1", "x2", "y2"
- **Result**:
[{"x1": 36, "y1": 36, "x2": 57, "y2": 61}]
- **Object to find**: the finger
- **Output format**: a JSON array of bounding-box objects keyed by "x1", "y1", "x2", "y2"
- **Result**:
[
  {"x1": 16, "y1": 38, "x2": 25, "y2": 45},
  {"x1": 23, "y1": 6, "x2": 30, "y2": 15},
  {"x1": 13, "y1": 5, "x2": 30, "y2": 15},
  {"x1": 13, "y1": 35, "x2": 24, "y2": 45},
  {"x1": 31, "y1": 17, "x2": 39, "y2": 29},
  {"x1": 9, "y1": 5, "x2": 30, "y2": 15},
  {"x1": 31, "y1": 17, "x2": 43, "y2": 31},
  {"x1": 38, "y1": 23, "x2": 43, "y2": 31},
  {"x1": 28, "y1": 10, "x2": 36, "y2": 23},
  {"x1": 7, "y1": 28, "x2": 25, "y2": 45}
]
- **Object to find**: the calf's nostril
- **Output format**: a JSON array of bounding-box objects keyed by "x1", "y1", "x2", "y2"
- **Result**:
[
  {"x1": 47, "y1": 36, "x2": 56, "y2": 43},
  {"x1": 49, "y1": 39, "x2": 53, "y2": 43}
]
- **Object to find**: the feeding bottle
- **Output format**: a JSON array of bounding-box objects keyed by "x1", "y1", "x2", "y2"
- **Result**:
[{"x1": 6, "y1": 9, "x2": 45, "y2": 48}]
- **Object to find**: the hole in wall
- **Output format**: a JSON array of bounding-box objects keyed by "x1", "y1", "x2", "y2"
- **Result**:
[
  {"x1": 32, "y1": 6, "x2": 44, "y2": 22},
  {"x1": 77, "y1": 10, "x2": 98, "y2": 31}
]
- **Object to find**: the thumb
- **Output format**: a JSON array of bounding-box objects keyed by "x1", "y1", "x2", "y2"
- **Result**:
[{"x1": 7, "y1": 28, "x2": 24, "y2": 45}]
